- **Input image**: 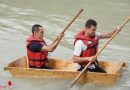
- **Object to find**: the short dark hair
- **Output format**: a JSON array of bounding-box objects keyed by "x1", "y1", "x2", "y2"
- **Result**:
[
  {"x1": 32, "y1": 24, "x2": 42, "y2": 34},
  {"x1": 85, "y1": 19, "x2": 97, "y2": 28}
]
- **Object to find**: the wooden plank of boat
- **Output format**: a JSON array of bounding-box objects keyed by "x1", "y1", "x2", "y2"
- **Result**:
[{"x1": 4, "y1": 56, "x2": 128, "y2": 85}]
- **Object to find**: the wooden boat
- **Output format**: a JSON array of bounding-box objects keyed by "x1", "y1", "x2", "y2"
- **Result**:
[{"x1": 4, "y1": 56, "x2": 128, "y2": 85}]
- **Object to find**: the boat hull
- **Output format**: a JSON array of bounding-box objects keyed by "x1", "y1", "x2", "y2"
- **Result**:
[{"x1": 4, "y1": 56, "x2": 128, "y2": 85}]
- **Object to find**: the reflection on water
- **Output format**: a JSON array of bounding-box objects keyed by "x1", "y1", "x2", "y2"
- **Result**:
[{"x1": 0, "y1": 0, "x2": 130, "y2": 90}]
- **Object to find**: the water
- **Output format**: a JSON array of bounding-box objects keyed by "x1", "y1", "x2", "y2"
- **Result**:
[{"x1": 0, "y1": 0, "x2": 130, "y2": 90}]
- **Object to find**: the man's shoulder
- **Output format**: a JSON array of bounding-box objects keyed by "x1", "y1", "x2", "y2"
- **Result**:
[
  {"x1": 75, "y1": 40, "x2": 87, "y2": 49},
  {"x1": 29, "y1": 41, "x2": 43, "y2": 47},
  {"x1": 27, "y1": 41, "x2": 44, "y2": 52},
  {"x1": 75, "y1": 40, "x2": 84, "y2": 45}
]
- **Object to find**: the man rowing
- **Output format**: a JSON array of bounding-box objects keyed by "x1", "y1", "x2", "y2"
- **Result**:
[
  {"x1": 72, "y1": 19, "x2": 122, "y2": 72},
  {"x1": 26, "y1": 24, "x2": 64, "y2": 69}
]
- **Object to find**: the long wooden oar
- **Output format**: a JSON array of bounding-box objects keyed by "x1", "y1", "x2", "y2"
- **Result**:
[
  {"x1": 53, "y1": 9, "x2": 83, "y2": 43},
  {"x1": 69, "y1": 16, "x2": 130, "y2": 88},
  {"x1": 61, "y1": 9, "x2": 83, "y2": 34}
]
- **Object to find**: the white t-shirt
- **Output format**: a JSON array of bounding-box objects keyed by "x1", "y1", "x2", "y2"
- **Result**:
[{"x1": 74, "y1": 32, "x2": 101, "y2": 69}]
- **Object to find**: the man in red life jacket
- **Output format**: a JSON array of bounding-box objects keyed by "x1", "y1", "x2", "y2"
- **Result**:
[
  {"x1": 26, "y1": 24, "x2": 64, "y2": 69},
  {"x1": 73, "y1": 19, "x2": 122, "y2": 73}
]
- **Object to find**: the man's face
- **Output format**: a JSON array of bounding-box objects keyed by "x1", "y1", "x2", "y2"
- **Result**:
[
  {"x1": 35, "y1": 27, "x2": 44, "y2": 39},
  {"x1": 88, "y1": 25, "x2": 97, "y2": 36}
]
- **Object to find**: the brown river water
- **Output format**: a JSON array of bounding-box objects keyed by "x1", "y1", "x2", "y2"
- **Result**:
[{"x1": 0, "y1": 0, "x2": 130, "y2": 90}]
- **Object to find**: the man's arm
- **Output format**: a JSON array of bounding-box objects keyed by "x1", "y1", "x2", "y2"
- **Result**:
[
  {"x1": 72, "y1": 55, "x2": 96, "y2": 63},
  {"x1": 41, "y1": 33, "x2": 64, "y2": 52},
  {"x1": 100, "y1": 25, "x2": 123, "y2": 39}
]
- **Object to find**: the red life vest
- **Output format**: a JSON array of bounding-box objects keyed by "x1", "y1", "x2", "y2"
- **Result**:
[
  {"x1": 26, "y1": 35, "x2": 48, "y2": 68},
  {"x1": 74, "y1": 30, "x2": 99, "y2": 67}
]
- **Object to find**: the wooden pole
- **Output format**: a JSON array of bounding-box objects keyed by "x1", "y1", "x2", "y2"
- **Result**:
[
  {"x1": 69, "y1": 16, "x2": 130, "y2": 88},
  {"x1": 53, "y1": 9, "x2": 83, "y2": 43},
  {"x1": 61, "y1": 9, "x2": 83, "y2": 34}
]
